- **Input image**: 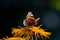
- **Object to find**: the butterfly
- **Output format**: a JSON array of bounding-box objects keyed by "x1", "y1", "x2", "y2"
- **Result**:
[{"x1": 23, "y1": 12, "x2": 40, "y2": 26}]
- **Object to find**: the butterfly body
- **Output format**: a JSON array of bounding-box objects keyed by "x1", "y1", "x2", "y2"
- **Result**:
[{"x1": 23, "y1": 12, "x2": 40, "y2": 26}]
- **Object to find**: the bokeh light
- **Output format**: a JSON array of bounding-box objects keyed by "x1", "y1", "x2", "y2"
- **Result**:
[
  {"x1": 49, "y1": 0, "x2": 60, "y2": 11},
  {"x1": 42, "y1": 11, "x2": 59, "y2": 29}
]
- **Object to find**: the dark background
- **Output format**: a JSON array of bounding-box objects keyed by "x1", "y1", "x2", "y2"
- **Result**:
[{"x1": 0, "y1": 0, "x2": 60, "y2": 40}]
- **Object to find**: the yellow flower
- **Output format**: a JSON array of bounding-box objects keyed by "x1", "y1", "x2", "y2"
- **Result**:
[
  {"x1": 29, "y1": 25, "x2": 51, "y2": 40},
  {"x1": 3, "y1": 37, "x2": 28, "y2": 40},
  {"x1": 11, "y1": 24, "x2": 51, "y2": 40}
]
